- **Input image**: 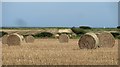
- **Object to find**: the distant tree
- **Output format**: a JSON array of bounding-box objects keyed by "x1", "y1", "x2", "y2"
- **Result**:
[
  {"x1": 79, "y1": 26, "x2": 92, "y2": 29},
  {"x1": 71, "y1": 27, "x2": 86, "y2": 35},
  {"x1": 0, "y1": 31, "x2": 8, "y2": 37},
  {"x1": 117, "y1": 26, "x2": 120, "y2": 29},
  {"x1": 33, "y1": 32, "x2": 53, "y2": 38}
]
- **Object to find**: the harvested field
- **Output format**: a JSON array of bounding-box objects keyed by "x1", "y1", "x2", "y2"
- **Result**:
[
  {"x1": 0, "y1": 41, "x2": 2, "y2": 66},
  {"x1": 2, "y1": 39, "x2": 118, "y2": 65}
]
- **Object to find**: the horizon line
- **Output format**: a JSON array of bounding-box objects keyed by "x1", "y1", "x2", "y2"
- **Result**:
[{"x1": 1, "y1": 26, "x2": 117, "y2": 28}]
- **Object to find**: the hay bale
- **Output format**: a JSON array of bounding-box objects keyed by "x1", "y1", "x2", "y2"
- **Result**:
[
  {"x1": 78, "y1": 32, "x2": 99, "y2": 49},
  {"x1": 25, "y1": 35, "x2": 34, "y2": 43},
  {"x1": 2, "y1": 35, "x2": 9, "y2": 44},
  {"x1": 7, "y1": 33, "x2": 22, "y2": 46},
  {"x1": 18, "y1": 34, "x2": 24, "y2": 41},
  {"x1": 55, "y1": 34, "x2": 59, "y2": 39},
  {"x1": 59, "y1": 34, "x2": 69, "y2": 43},
  {"x1": 19, "y1": 34, "x2": 26, "y2": 43},
  {"x1": 20, "y1": 35, "x2": 24, "y2": 41},
  {"x1": 96, "y1": 32, "x2": 115, "y2": 47}
]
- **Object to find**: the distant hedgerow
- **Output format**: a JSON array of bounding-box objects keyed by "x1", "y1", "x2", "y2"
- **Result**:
[
  {"x1": 33, "y1": 32, "x2": 53, "y2": 38},
  {"x1": 0, "y1": 31, "x2": 8, "y2": 37}
]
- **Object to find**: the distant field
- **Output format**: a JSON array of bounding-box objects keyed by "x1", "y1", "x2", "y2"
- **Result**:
[
  {"x1": 2, "y1": 39, "x2": 118, "y2": 65},
  {"x1": 1, "y1": 27, "x2": 119, "y2": 39},
  {"x1": 1, "y1": 27, "x2": 119, "y2": 31},
  {"x1": 0, "y1": 27, "x2": 70, "y2": 30}
]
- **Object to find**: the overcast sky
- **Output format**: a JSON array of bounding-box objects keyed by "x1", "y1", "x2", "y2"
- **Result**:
[{"x1": 1, "y1": 1, "x2": 119, "y2": 28}]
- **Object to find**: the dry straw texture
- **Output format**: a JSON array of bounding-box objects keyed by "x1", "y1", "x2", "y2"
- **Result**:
[
  {"x1": 59, "y1": 34, "x2": 69, "y2": 43},
  {"x1": 20, "y1": 35, "x2": 24, "y2": 41},
  {"x1": 78, "y1": 32, "x2": 99, "y2": 49},
  {"x1": 96, "y1": 32, "x2": 115, "y2": 48},
  {"x1": 19, "y1": 35, "x2": 25, "y2": 43},
  {"x1": 7, "y1": 33, "x2": 22, "y2": 46},
  {"x1": 2, "y1": 35, "x2": 9, "y2": 44},
  {"x1": 2, "y1": 39, "x2": 118, "y2": 65},
  {"x1": 25, "y1": 35, "x2": 34, "y2": 43}
]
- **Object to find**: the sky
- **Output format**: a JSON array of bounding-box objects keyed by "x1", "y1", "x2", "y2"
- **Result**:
[
  {"x1": 1, "y1": 0, "x2": 120, "y2": 2},
  {"x1": 0, "y1": 2, "x2": 1, "y2": 27},
  {"x1": 1, "y1": 2, "x2": 119, "y2": 28},
  {"x1": 118, "y1": 2, "x2": 120, "y2": 26}
]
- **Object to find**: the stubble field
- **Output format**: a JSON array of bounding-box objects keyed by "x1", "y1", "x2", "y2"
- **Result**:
[{"x1": 2, "y1": 39, "x2": 118, "y2": 65}]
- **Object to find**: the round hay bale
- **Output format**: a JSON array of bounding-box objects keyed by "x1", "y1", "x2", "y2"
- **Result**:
[
  {"x1": 2, "y1": 35, "x2": 9, "y2": 44},
  {"x1": 96, "y1": 32, "x2": 115, "y2": 47},
  {"x1": 78, "y1": 32, "x2": 99, "y2": 49},
  {"x1": 19, "y1": 34, "x2": 26, "y2": 43},
  {"x1": 7, "y1": 33, "x2": 22, "y2": 46},
  {"x1": 25, "y1": 35, "x2": 34, "y2": 43},
  {"x1": 59, "y1": 34, "x2": 69, "y2": 43},
  {"x1": 20, "y1": 35, "x2": 24, "y2": 41},
  {"x1": 55, "y1": 34, "x2": 59, "y2": 39},
  {"x1": 18, "y1": 34, "x2": 24, "y2": 41}
]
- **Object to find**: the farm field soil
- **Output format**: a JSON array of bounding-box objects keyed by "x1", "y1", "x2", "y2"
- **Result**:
[{"x1": 2, "y1": 39, "x2": 118, "y2": 65}]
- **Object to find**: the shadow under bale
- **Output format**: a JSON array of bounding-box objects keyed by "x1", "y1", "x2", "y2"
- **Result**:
[{"x1": 78, "y1": 32, "x2": 99, "y2": 49}]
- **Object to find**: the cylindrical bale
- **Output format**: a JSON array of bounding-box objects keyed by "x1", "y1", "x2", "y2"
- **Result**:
[
  {"x1": 7, "y1": 33, "x2": 22, "y2": 46},
  {"x1": 25, "y1": 35, "x2": 34, "y2": 43},
  {"x1": 19, "y1": 34, "x2": 25, "y2": 42},
  {"x1": 55, "y1": 34, "x2": 59, "y2": 39},
  {"x1": 20, "y1": 35, "x2": 24, "y2": 41},
  {"x1": 2, "y1": 35, "x2": 9, "y2": 44},
  {"x1": 59, "y1": 34, "x2": 69, "y2": 43},
  {"x1": 78, "y1": 32, "x2": 99, "y2": 49},
  {"x1": 96, "y1": 32, "x2": 115, "y2": 47}
]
